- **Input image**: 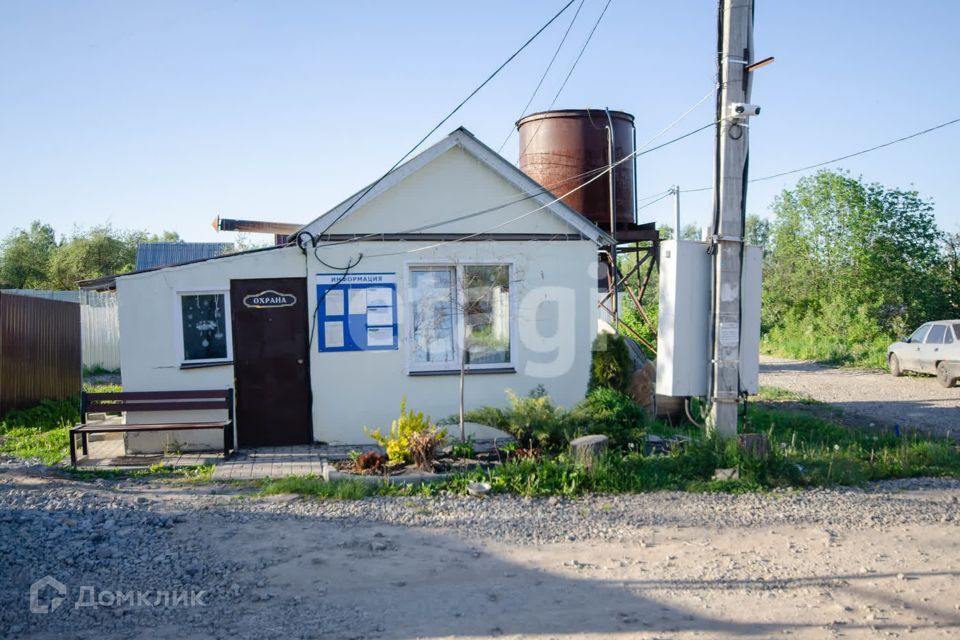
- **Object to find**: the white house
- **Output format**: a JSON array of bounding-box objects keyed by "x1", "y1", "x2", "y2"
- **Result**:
[{"x1": 115, "y1": 128, "x2": 612, "y2": 452}]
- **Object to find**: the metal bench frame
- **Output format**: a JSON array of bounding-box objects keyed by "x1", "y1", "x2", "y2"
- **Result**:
[{"x1": 69, "y1": 389, "x2": 234, "y2": 466}]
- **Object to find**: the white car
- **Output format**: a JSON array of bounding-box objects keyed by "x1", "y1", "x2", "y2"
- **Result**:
[{"x1": 887, "y1": 321, "x2": 960, "y2": 388}]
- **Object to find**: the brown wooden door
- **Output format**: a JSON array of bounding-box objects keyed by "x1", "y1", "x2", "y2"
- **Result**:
[{"x1": 230, "y1": 277, "x2": 312, "y2": 447}]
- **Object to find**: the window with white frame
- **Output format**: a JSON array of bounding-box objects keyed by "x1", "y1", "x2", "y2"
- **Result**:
[
  {"x1": 408, "y1": 264, "x2": 512, "y2": 372},
  {"x1": 178, "y1": 292, "x2": 230, "y2": 363}
]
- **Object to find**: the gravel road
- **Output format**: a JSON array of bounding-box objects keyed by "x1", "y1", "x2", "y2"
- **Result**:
[
  {"x1": 760, "y1": 355, "x2": 960, "y2": 438},
  {"x1": 2, "y1": 463, "x2": 959, "y2": 639}
]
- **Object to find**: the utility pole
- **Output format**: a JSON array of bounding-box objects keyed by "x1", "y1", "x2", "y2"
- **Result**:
[
  {"x1": 708, "y1": 0, "x2": 754, "y2": 436},
  {"x1": 672, "y1": 186, "x2": 680, "y2": 238}
]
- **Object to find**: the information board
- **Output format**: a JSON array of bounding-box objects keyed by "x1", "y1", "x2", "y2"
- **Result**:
[{"x1": 316, "y1": 272, "x2": 398, "y2": 352}]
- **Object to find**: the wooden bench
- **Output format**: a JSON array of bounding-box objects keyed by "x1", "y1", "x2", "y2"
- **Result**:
[{"x1": 69, "y1": 389, "x2": 234, "y2": 466}]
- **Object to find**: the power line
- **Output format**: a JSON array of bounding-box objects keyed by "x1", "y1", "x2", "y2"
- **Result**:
[
  {"x1": 362, "y1": 121, "x2": 715, "y2": 259},
  {"x1": 497, "y1": 0, "x2": 587, "y2": 154},
  {"x1": 515, "y1": 0, "x2": 615, "y2": 161},
  {"x1": 314, "y1": 0, "x2": 578, "y2": 237},
  {"x1": 680, "y1": 115, "x2": 960, "y2": 194}
]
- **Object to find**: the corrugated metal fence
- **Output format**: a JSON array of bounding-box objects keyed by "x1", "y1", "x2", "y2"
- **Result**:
[
  {"x1": 0, "y1": 292, "x2": 81, "y2": 414},
  {"x1": 5, "y1": 289, "x2": 120, "y2": 370}
]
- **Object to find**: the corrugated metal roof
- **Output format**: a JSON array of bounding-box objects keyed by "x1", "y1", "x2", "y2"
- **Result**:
[{"x1": 135, "y1": 242, "x2": 234, "y2": 271}]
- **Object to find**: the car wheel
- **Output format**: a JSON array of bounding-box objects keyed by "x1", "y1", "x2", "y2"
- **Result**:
[
  {"x1": 888, "y1": 354, "x2": 902, "y2": 377},
  {"x1": 936, "y1": 362, "x2": 957, "y2": 388}
]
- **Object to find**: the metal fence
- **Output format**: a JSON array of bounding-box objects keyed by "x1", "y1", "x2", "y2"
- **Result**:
[
  {"x1": 0, "y1": 292, "x2": 81, "y2": 414},
  {"x1": 2, "y1": 289, "x2": 120, "y2": 370}
]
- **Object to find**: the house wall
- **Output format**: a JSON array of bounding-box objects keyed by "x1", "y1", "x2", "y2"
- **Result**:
[
  {"x1": 116, "y1": 239, "x2": 598, "y2": 449},
  {"x1": 117, "y1": 247, "x2": 304, "y2": 452},
  {"x1": 319, "y1": 146, "x2": 577, "y2": 236},
  {"x1": 115, "y1": 139, "x2": 601, "y2": 451},
  {"x1": 304, "y1": 239, "x2": 598, "y2": 443}
]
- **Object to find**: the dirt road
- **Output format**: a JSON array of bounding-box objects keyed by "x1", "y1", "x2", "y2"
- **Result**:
[
  {"x1": 760, "y1": 355, "x2": 960, "y2": 438},
  {"x1": 4, "y1": 467, "x2": 960, "y2": 639}
]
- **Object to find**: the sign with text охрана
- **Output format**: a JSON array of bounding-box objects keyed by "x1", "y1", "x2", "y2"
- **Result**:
[{"x1": 242, "y1": 290, "x2": 298, "y2": 309}]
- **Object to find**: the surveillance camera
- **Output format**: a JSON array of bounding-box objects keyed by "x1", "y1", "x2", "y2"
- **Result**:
[{"x1": 730, "y1": 103, "x2": 761, "y2": 118}]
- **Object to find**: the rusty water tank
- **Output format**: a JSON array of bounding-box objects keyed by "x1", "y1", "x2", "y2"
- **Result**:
[{"x1": 517, "y1": 109, "x2": 636, "y2": 234}]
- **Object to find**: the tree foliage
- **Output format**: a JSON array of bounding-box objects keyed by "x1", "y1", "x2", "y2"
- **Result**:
[
  {"x1": 0, "y1": 221, "x2": 180, "y2": 290},
  {"x1": 762, "y1": 170, "x2": 953, "y2": 366},
  {"x1": 0, "y1": 221, "x2": 57, "y2": 288}
]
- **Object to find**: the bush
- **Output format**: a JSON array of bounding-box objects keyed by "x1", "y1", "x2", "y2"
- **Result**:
[
  {"x1": 572, "y1": 387, "x2": 646, "y2": 450},
  {"x1": 588, "y1": 333, "x2": 633, "y2": 393},
  {"x1": 462, "y1": 389, "x2": 573, "y2": 452},
  {"x1": 365, "y1": 398, "x2": 446, "y2": 464}
]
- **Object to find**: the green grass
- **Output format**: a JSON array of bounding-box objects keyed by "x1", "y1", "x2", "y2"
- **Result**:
[
  {"x1": 64, "y1": 463, "x2": 216, "y2": 481},
  {"x1": 84, "y1": 382, "x2": 122, "y2": 394},
  {"x1": 0, "y1": 397, "x2": 80, "y2": 464},
  {"x1": 258, "y1": 476, "x2": 381, "y2": 499},
  {"x1": 82, "y1": 365, "x2": 120, "y2": 377},
  {"x1": 761, "y1": 326, "x2": 891, "y2": 370},
  {"x1": 0, "y1": 385, "x2": 123, "y2": 465},
  {"x1": 257, "y1": 403, "x2": 960, "y2": 500}
]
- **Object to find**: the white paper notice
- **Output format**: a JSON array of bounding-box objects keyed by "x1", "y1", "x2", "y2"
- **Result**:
[
  {"x1": 719, "y1": 321, "x2": 740, "y2": 347},
  {"x1": 324, "y1": 321, "x2": 345, "y2": 349},
  {"x1": 325, "y1": 289, "x2": 344, "y2": 316},
  {"x1": 367, "y1": 326, "x2": 393, "y2": 347},
  {"x1": 366, "y1": 306, "x2": 393, "y2": 327},
  {"x1": 348, "y1": 289, "x2": 367, "y2": 315},
  {"x1": 366, "y1": 287, "x2": 392, "y2": 307}
]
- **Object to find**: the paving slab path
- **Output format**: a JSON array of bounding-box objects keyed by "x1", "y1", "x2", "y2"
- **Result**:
[{"x1": 759, "y1": 355, "x2": 960, "y2": 438}]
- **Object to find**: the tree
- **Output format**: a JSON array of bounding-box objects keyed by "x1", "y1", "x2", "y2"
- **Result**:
[
  {"x1": 762, "y1": 170, "x2": 946, "y2": 364},
  {"x1": 0, "y1": 221, "x2": 57, "y2": 288},
  {"x1": 940, "y1": 231, "x2": 960, "y2": 317},
  {"x1": 744, "y1": 214, "x2": 771, "y2": 251},
  {"x1": 656, "y1": 223, "x2": 701, "y2": 241}
]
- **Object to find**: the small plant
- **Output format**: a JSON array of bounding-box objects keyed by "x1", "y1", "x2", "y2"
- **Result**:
[
  {"x1": 450, "y1": 436, "x2": 476, "y2": 460},
  {"x1": 588, "y1": 333, "x2": 633, "y2": 394},
  {"x1": 365, "y1": 398, "x2": 445, "y2": 464},
  {"x1": 407, "y1": 428, "x2": 445, "y2": 471},
  {"x1": 510, "y1": 447, "x2": 541, "y2": 462},
  {"x1": 497, "y1": 440, "x2": 518, "y2": 457},
  {"x1": 353, "y1": 451, "x2": 386, "y2": 474},
  {"x1": 573, "y1": 387, "x2": 647, "y2": 450}
]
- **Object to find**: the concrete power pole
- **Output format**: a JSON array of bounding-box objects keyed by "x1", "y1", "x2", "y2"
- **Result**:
[{"x1": 708, "y1": 0, "x2": 754, "y2": 436}]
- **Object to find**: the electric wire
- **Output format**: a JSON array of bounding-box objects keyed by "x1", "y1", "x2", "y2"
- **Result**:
[
  {"x1": 313, "y1": 83, "x2": 717, "y2": 251},
  {"x1": 516, "y1": 0, "x2": 615, "y2": 161},
  {"x1": 314, "y1": 0, "x2": 578, "y2": 238},
  {"x1": 497, "y1": 0, "x2": 587, "y2": 154},
  {"x1": 360, "y1": 122, "x2": 715, "y2": 259},
  {"x1": 678, "y1": 115, "x2": 960, "y2": 194}
]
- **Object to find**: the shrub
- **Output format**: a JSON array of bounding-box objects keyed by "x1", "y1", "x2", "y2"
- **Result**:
[
  {"x1": 588, "y1": 333, "x2": 633, "y2": 393},
  {"x1": 462, "y1": 389, "x2": 573, "y2": 452},
  {"x1": 365, "y1": 398, "x2": 445, "y2": 464},
  {"x1": 407, "y1": 428, "x2": 445, "y2": 470},
  {"x1": 572, "y1": 387, "x2": 646, "y2": 450},
  {"x1": 450, "y1": 436, "x2": 476, "y2": 459},
  {"x1": 353, "y1": 451, "x2": 386, "y2": 474}
]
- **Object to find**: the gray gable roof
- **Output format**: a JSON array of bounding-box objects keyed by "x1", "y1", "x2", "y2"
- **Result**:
[{"x1": 135, "y1": 242, "x2": 234, "y2": 271}]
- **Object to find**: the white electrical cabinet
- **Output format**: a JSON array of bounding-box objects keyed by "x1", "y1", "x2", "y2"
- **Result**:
[{"x1": 655, "y1": 240, "x2": 761, "y2": 398}]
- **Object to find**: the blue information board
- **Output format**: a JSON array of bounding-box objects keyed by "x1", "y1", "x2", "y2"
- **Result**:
[{"x1": 316, "y1": 272, "x2": 398, "y2": 352}]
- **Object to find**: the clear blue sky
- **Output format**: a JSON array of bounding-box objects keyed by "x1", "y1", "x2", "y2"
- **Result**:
[{"x1": 1, "y1": 0, "x2": 957, "y2": 244}]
